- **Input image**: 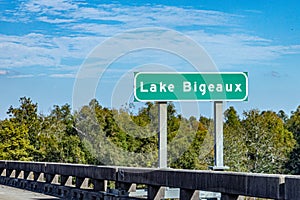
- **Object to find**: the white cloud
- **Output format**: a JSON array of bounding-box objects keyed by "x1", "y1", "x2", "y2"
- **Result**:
[
  {"x1": 8, "y1": 74, "x2": 35, "y2": 78},
  {"x1": 50, "y1": 73, "x2": 75, "y2": 78},
  {"x1": 73, "y1": 6, "x2": 112, "y2": 20},
  {"x1": 185, "y1": 31, "x2": 300, "y2": 68},
  {"x1": 1, "y1": 1, "x2": 299, "y2": 77},
  {"x1": 37, "y1": 16, "x2": 74, "y2": 24},
  {"x1": 0, "y1": 34, "x2": 60, "y2": 68},
  {"x1": 66, "y1": 23, "x2": 123, "y2": 36},
  {"x1": 11, "y1": 1, "x2": 239, "y2": 29},
  {"x1": 22, "y1": 0, "x2": 78, "y2": 14},
  {"x1": 0, "y1": 33, "x2": 105, "y2": 69},
  {"x1": 0, "y1": 70, "x2": 8, "y2": 75}
]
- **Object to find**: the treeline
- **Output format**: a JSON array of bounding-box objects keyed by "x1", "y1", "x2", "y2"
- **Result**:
[{"x1": 0, "y1": 97, "x2": 300, "y2": 174}]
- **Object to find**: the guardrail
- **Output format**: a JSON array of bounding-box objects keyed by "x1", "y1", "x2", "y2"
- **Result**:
[{"x1": 0, "y1": 160, "x2": 299, "y2": 200}]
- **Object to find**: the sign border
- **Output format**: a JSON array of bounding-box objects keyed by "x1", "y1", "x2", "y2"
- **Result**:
[{"x1": 134, "y1": 72, "x2": 248, "y2": 102}]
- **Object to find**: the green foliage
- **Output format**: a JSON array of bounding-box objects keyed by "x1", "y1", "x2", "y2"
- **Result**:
[
  {"x1": 75, "y1": 100, "x2": 159, "y2": 167},
  {"x1": 285, "y1": 106, "x2": 300, "y2": 174},
  {"x1": 0, "y1": 96, "x2": 299, "y2": 175},
  {"x1": 7, "y1": 97, "x2": 40, "y2": 148},
  {"x1": 1, "y1": 98, "x2": 89, "y2": 164},
  {"x1": 170, "y1": 129, "x2": 214, "y2": 170},
  {"x1": 224, "y1": 107, "x2": 295, "y2": 174},
  {"x1": 242, "y1": 110, "x2": 295, "y2": 173},
  {"x1": 0, "y1": 119, "x2": 34, "y2": 160},
  {"x1": 224, "y1": 107, "x2": 248, "y2": 172}
]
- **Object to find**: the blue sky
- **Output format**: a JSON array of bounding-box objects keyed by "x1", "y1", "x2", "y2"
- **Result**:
[{"x1": 0, "y1": 0, "x2": 300, "y2": 118}]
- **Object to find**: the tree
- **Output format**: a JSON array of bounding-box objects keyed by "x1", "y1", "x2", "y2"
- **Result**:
[
  {"x1": 285, "y1": 106, "x2": 300, "y2": 174},
  {"x1": 224, "y1": 107, "x2": 248, "y2": 172},
  {"x1": 7, "y1": 97, "x2": 40, "y2": 147},
  {"x1": 169, "y1": 115, "x2": 214, "y2": 170},
  {"x1": 0, "y1": 120, "x2": 35, "y2": 160},
  {"x1": 50, "y1": 104, "x2": 76, "y2": 135},
  {"x1": 224, "y1": 106, "x2": 241, "y2": 127},
  {"x1": 170, "y1": 128, "x2": 214, "y2": 169},
  {"x1": 37, "y1": 104, "x2": 90, "y2": 163},
  {"x1": 278, "y1": 110, "x2": 288, "y2": 123},
  {"x1": 75, "y1": 100, "x2": 158, "y2": 166},
  {"x1": 242, "y1": 110, "x2": 295, "y2": 173},
  {"x1": 2, "y1": 96, "x2": 296, "y2": 174}
]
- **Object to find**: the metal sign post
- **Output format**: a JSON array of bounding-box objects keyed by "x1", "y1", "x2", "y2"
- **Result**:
[
  {"x1": 212, "y1": 101, "x2": 229, "y2": 170},
  {"x1": 158, "y1": 102, "x2": 168, "y2": 168}
]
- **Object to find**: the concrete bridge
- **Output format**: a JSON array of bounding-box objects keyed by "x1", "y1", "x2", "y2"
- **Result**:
[{"x1": 0, "y1": 160, "x2": 300, "y2": 200}]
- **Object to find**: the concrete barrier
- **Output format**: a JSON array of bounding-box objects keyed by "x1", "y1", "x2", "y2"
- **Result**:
[
  {"x1": 0, "y1": 160, "x2": 299, "y2": 199},
  {"x1": 45, "y1": 163, "x2": 116, "y2": 179},
  {"x1": 116, "y1": 167, "x2": 285, "y2": 199},
  {"x1": 284, "y1": 175, "x2": 300, "y2": 200}
]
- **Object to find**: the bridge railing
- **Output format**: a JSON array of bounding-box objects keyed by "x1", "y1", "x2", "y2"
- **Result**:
[{"x1": 0, "y1": 160, "x2": 300, "y2": 200}]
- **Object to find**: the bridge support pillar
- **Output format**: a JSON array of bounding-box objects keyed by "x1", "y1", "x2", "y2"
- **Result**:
[
  {"x1": 61, "y1": 175, "x2": 72, "y2": 186},
  {"x1": 16, "y1": 170, "x2": 22, "y2": 178},
  {"x1": 6, "y1": 169, "x2": 14, "y2": 178},
  {"x1": 148, "y1": 185, "x2": 165, "y2": 200},
  {"x1": 34, "y1": 172, "x2": 44, "y2": 182},
  {"x1": 28, "y1": 172, "x2": 35, "y2": 180},
  {"x1": 180, "y1": 189, "x2": 199, "y2": 200},
  {"x1": 24, "y1": 171, "x2": 30, "y2": 180},
  {"x1": 38, "y1": 173, "x2": 45, "y2": 182},
  {"x1": 82, "y1": 178, "x2": 89, "y2": 188},
  {"x1": 45, "y1": 174, "x2": 57, "y2": 184},
  {"x1": 75, "y1": 177, "x2": 89, "y2": 189},
  {"x1": 23, "y1": 171, "x2": 30, "y2": 180},
  {"x1": 221, "y1": 193, "x2": 239, "y2": 200},
  {"x1": 0, "y1": 168, "x2": 5, "y2": 176}
]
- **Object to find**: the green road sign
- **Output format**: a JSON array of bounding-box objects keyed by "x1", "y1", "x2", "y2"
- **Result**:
[{"x1": 134, "y1": 72, "x2": 248, "y2": 101}]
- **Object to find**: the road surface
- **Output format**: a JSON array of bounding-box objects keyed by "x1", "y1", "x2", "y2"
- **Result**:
[{"x1": 0, "y1": 184, "x2": 59, "y2": 200}]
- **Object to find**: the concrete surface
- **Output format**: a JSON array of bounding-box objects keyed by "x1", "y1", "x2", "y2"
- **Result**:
[
  {"x1": 0, "y1": 184, "x2": 59, "y2": 200},
  {"x1": 0, "y1": 160, "x2": 294, "y2": 199}
]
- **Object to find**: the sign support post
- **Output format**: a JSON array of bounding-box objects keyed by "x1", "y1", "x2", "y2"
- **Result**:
[
  {"x1": 212, "y1": 101, "x2": 228, "y2": 170},
  {"x1": 158, "y1": 102, "x2": 167, "y2": 168}
]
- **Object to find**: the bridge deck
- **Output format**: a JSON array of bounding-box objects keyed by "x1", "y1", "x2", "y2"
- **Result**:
[{"x1": 0, "y1": 184, "x2": 59, "y2": 200}]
